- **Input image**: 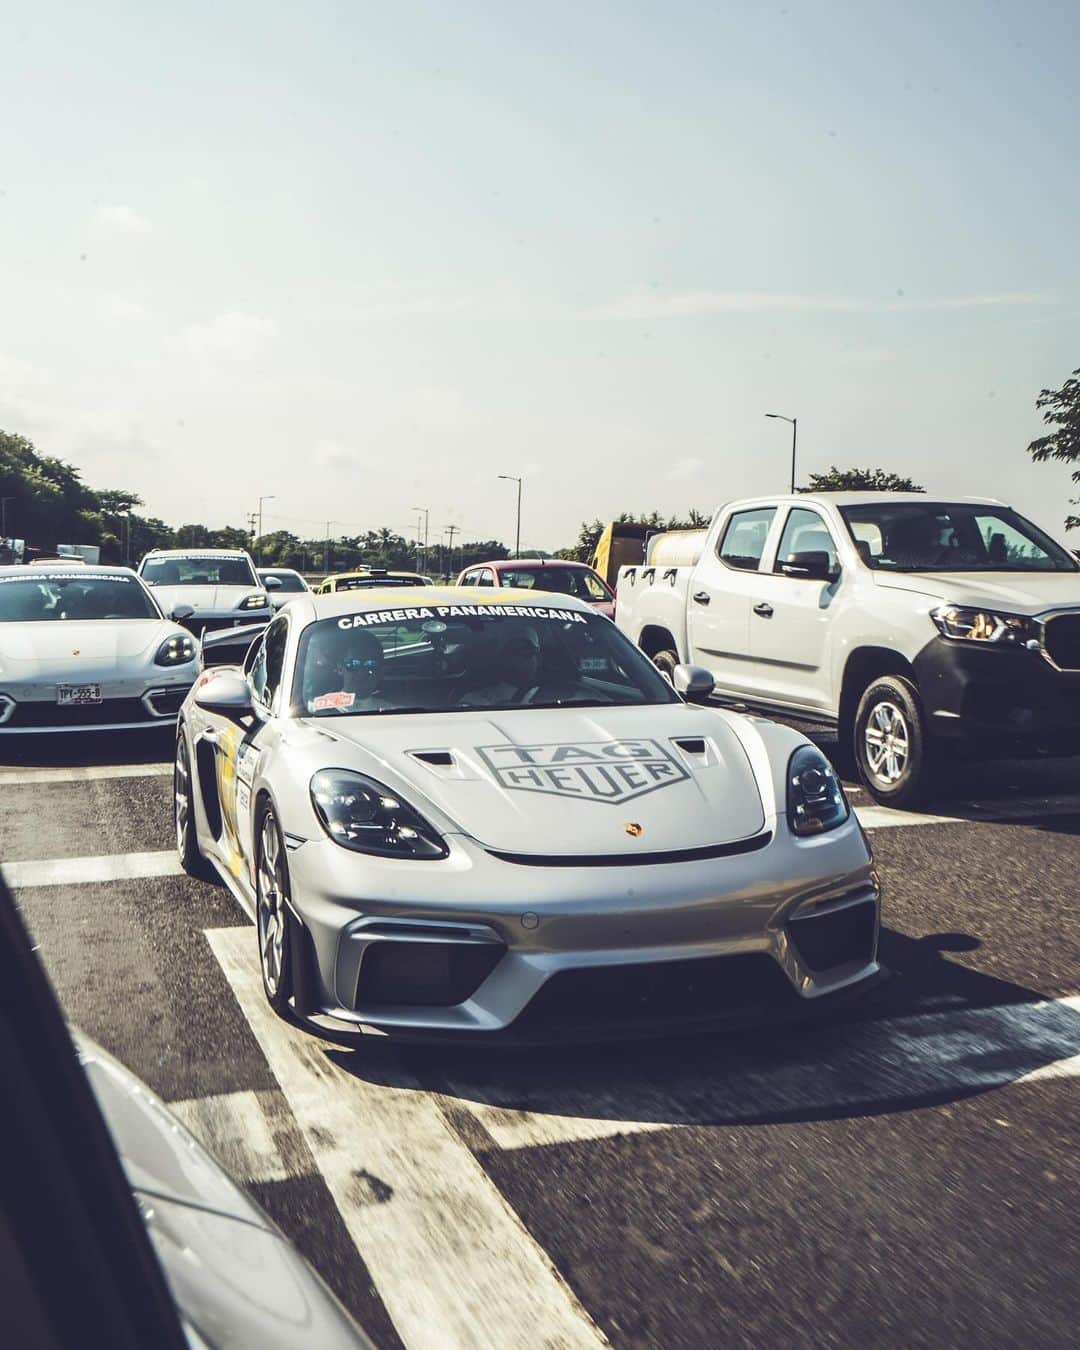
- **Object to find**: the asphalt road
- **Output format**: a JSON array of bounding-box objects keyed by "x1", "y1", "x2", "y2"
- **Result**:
[{"x1": 1, "y1": 728, "x2": 1078, "y2": 1349}]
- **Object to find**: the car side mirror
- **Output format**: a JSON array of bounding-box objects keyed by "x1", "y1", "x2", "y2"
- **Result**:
[
  {"x1": 672, "y1": 664, "x2": 715, "y2": 703},
  {"x1": 263, "y1": 576, "x2": 282, "y2": 590},
  {"x1": 193, "y1": 671, "x2": 254, "y2": 721},
  {"x1": 170, "y1": 603, "x2": 195, "y2": 622},
  {"x1": 779, "y1": 550, "x2": 838, "y2": 582}
]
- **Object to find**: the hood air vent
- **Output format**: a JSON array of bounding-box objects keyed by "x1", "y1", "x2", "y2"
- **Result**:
[{"x1": 412, "y1": 749, "x2": 454, "y2": 767}]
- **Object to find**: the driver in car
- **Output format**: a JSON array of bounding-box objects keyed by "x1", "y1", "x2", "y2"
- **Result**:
[
  {"x1": 458, "y1": 623, "x2": 580, "y2": 707},
  {"x1": 303, "y1": 627, "x2": 386, "y2": 713}
]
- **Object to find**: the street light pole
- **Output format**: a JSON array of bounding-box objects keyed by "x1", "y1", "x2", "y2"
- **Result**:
[
  {"x1": 1, "y1": 496, "x2": 13, "y2": 548},
  {"x1": 324, "y1": 521, "x2": 339, "y2": 575},
  {"x1": 412, "y1": 506, "x2": 429, "y2": 573},
  {"x1": 256, "y1": 495, "x2": 276, "y2": 562},
  {"x1": 444, "y1": 524, "x2": 459, "y2": 577},
  {"x1": 765, "y1": 414, "x2": 798, "y2": 493},
  {"x1": 497, "y1": 474, "x2": 522, "y2": 557}
]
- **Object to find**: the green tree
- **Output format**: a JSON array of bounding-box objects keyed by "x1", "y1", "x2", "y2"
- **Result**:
[
  {"x1": 1026, "y1": 367, "x2": 1080, "y2": 530},
  {"x1": 799, "y1": 467, "x2": 924, "y2": 493}
]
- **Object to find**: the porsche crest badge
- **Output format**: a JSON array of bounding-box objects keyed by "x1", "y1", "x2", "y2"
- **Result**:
[{"x1": 624, "y1": 822, "x2": 643, "y2": 837}]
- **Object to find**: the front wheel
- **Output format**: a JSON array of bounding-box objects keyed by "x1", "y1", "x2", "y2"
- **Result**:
[
  {"x1": 854, "y1": 675, "x2": 931, "y2": 808},
  {"x1": 255, "y1": 806, "x2": 294, "y2": 1015}
]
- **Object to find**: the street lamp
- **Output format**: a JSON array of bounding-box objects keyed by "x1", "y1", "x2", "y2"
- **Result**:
[
  {"x1": 256, "y1": 495, "x2": 276, "y2": 562},
  {"x1": 497, "y1": 474, "x2": 522, "y2": 558},
  {"x1": 765, "y1": 414, "x2": 798, "y2": 494},
  {"x1": 412, "y1": 506, "x2": 429, "y2": 573},
  {"x1": 324, "y1": 520, "x2": 340, "y2": 575}
]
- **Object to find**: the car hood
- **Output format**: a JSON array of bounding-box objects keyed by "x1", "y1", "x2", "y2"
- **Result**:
[
  {"x1": 76, "y1": 1035, "x2": 368, "y2": 1349},
  {"x1": 872, "y1": 570, "x2": 1080, "y2": 615},
  {"x1": 77, "y1": 1033, "x2": 267, "y2": 1228},
  {"x1": 0, "y1": 619, "x2": 167, "y2": 666},
  {"x1": 148, "y1": 583, "x2": 265, "y2": 614},
  {"x1": 311, "y1": 703, "x2": 767, "y2": 854}
]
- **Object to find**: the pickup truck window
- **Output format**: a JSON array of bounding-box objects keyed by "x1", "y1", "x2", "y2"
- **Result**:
[
  {"x1": 717, "y1": 508, "x2": 776, "y2": 571},
  {"x1": 775, "y1": 508, "x2": 838, "y2": 573},
  {"x1": 839, "y1": 502, "x2": 1078, "y2": 573}
]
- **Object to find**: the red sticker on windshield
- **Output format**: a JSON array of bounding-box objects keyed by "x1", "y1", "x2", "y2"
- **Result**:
[{"x1": 312, "y1": 690, "x2": 355, "y2": 711}]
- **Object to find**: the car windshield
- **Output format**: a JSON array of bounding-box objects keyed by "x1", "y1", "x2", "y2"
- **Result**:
[
  {"x1": 840, "y1": 503, "x2": 1078, "y2": 573},
  {"x1": 499, "y1": 566, "x2": 611, "y2": 601},
  {"x1": 293, "y1": 603, "x2": 678, "y2": 716},
  {"x1": 0, "y1": 574, "x2": 159, "y2": 622},
  {"x1": 259, "y1": 571, "x2": 307, "y2": 592},
  {"x1": 141, "y1": 555, "x2": 258, "y2": 587}
]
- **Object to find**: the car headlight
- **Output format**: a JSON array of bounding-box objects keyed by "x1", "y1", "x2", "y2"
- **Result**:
[
  {"x1": 309, "y1": 769, "x2": 448, "y2": 859},
  {"x1": 930, "y1": 606, "x2": 1040, "y2": 648},
  {"x1": 786, "y1": 745, "x2": 849, "y2": 837},
  {"x1": 237, "y1": 592, "x2": 269, "y2": 610},
  {"x1": 154, "y1": 633, "x2": 197, "y2": 666}
]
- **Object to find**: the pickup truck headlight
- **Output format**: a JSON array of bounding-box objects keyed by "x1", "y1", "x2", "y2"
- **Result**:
[
  {"x1": 237, "y1": 593, "x2": 269, "y2": 611},
  {"x1": 787, "y1": 746, "x2": 849, "y2": 837},
  {"x1": 310, "y1": 769, "x2": 448, "y2": 859},
  {"x1": 930, "y1": 606, "x2": 1040, "y2": 647},
  {"x1": 154, "y1": 634, "x2": 197, "y2": 666}
]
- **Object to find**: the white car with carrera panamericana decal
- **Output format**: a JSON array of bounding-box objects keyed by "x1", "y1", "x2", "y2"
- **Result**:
[{"x1": 174, "y1": 587, "x2": 880, "y2": 1039}]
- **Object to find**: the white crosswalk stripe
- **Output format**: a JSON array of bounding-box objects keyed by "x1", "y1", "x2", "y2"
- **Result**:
[
  {"x1": 3, "y1": 850, "x2": 185, "y2": 888},
  {"x1": 0, "y1": 762, "x2": 172, "y2": 786},
  {"x1": 207, "y1": 926, "x2": 610, "y2": 1350}
]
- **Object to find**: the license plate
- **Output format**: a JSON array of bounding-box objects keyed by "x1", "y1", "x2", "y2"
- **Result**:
[{"x1": 57, "y1": 684, "x2": 102, "y2": 706}]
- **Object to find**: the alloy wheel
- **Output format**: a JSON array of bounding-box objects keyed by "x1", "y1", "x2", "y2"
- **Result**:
[
  {"x1": 174, "y1": 738, "x2": 191, "y2": 856},
  {"x1": 863, "y1": 700, "x2": 910, "y2": 785},
  {"x1": 257, "y1": 813, "x2": 286, "y2": 997}
]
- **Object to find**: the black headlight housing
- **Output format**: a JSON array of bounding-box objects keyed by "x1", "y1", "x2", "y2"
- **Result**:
[
  {"x1": 786, "y1": 745, "x2": 849, "y2": 837},
  {"x1": 310, "y1": 769, "x2": 448, "y2": 859},
  {"x1": 154, "y1": 633, "x2": 197, "y2": 667}
]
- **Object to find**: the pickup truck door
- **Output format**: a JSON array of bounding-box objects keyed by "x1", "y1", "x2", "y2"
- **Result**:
[
  {"x1": 687, "y1": 505, "x2": 779, "y2": 696},
  {"x1": 747, "y1": 505, "x2": 842, "y2": 713}
]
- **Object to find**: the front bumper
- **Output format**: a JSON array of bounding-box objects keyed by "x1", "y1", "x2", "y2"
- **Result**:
[
  {"x1": 283, "y1": 815, "x2": 880, "y2": 1037},
  {"x1": 914, "y1": 636, "x2": 1080, "y2": 754},
  {"x1": 0, "y1": 675, "x2": 194, "y2": 734}
]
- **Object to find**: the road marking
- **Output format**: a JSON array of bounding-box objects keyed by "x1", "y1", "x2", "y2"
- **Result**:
[
  {"x1": 169, "y1": 1088, "x2": 309, "y2": 1184},
  {"x1": 855, "y1": 805, "x2": 958, "y2": 830},
  {"x1": 3, "y1": 850, "x2": 184, "y2": 888},
  {"x1": 207, "y1": 926, "x2": 609, "y2": 1350},
  {"x1": 441, "y1": 995, "x2": 1080, "y2": 1147},
  {"x1": 0, "y1": 762, "x2": 171, "y2": 786}
]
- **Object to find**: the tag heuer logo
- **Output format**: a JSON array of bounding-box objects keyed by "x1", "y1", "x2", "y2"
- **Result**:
[{"x1": 477, "y1": 739, "x2": 689, "y2": 804}]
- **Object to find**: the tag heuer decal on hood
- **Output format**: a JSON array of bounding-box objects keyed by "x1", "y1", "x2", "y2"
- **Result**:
[{"x1": 476, "y1": 738, "x2": 689, "y2": 804}]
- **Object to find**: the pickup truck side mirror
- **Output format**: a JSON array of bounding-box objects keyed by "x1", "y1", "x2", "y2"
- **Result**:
[
  {"x1": 672, "y1": 664, "x2": 715, "y2": 703},
  {"x1": 779, "y1": 550, "x2": 838, "y2": 582}
]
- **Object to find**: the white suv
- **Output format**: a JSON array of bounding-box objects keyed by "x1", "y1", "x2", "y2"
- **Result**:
[
  {"x1": 615, "y1": 493, "x2": 1080, "y2": 805},
  {"x1": 138, "y1": 549, "x2": 275, "y2": 634}
]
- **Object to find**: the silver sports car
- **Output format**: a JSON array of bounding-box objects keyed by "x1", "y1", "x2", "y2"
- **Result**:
[
  {"x1": 0, "y1": 564, "x2": 199, "y2": 734},
  {"x1": 175, "y1": 587, "x2": 880, "y2": 1037}
]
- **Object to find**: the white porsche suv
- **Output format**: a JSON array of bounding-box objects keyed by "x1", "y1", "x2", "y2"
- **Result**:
[
  {"x1": 138, "y1": 548, "x2": 275, "y2": 636},
  {"x1": 616, "y1": 493, "x2": 1080, "y2": 806}
]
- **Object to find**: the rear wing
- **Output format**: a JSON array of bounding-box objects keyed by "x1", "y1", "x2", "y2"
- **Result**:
[{"x1": 198, "y1": 621, "x2": 268, "y2": 669}]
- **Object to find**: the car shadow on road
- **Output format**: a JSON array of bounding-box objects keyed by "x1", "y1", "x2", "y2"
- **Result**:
[
  {"x1": 322, "y1": 928, "x2": 1079, "y2": 1129},
  {"x1": 0, "y1": 729, "x2": 173, "y2": 769}
]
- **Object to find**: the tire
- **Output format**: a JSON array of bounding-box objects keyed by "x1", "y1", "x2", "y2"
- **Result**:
[
  {"x1": 854, "y1": 675, "x2": 932, "y2": 808},
  {"x1": 652, "y1": 648, "x2": 680, "y2": 680},
  {"x1": 255, "y1": 805, "x2": 294, "y2": 1015},
  {"x1": 174, "y1": 731, "x2": 213, "y2": 879}
]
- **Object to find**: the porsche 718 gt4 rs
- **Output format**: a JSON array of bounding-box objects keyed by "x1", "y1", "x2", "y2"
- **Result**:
[
  {"x1": 175, "y1": 587, "x2": 881, "y2": 1037},
  {"x1": 0, "y1": 565, "x2": 199, "y2": 734}
]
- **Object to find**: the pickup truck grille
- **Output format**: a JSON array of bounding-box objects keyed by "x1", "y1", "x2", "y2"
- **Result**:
[{"x1": 1044, "y1": 614, "x2": 1080, "y2": 671}]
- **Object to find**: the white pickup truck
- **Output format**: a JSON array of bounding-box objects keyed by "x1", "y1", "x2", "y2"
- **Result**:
[{"x1": 615, "y1": 492, "x2": 1080, "y2": 805}]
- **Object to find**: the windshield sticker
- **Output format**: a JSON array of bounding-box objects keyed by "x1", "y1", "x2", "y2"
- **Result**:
[
  {"x1": 0, "y1": 572, "x2": 129, "y2": 584},
  {"x1": 477, "y1": 739, "x2": 690, "y2": 805},
  {"x1": 338, "y1": 604, "x2": 586, "y2": 631},
  {"x1": 311, "y1": 690, "x2": 356, "y2": 711}
]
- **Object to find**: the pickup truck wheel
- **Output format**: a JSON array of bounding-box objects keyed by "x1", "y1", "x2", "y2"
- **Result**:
[
  {"x1": 854, "y1": 676, "x2": 931, "y2": 808},
  {"x1": 652, "y1": 648, "x2": 680, "y2": 680}
]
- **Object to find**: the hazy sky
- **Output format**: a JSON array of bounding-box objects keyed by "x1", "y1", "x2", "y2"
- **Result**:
[{"x1": 2, "y1": 0, "x2": 1078, "y2": 551}]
